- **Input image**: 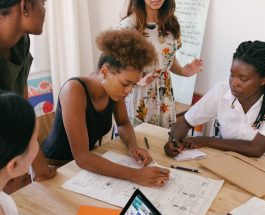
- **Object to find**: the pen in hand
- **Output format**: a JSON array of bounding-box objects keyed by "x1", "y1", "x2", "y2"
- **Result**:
[
  {"x1": 170, "y1": 165, "x2": 200, "y2": 173},
  {"x1": 144, "y1": 137, "x2": 150, "y2": 149}
]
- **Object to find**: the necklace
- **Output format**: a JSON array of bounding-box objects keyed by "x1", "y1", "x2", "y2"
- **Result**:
[
  {"x1": 231, "y1": 97, "x2": 262, "y2": 129},
  {"x1": 146, "y1": 23, "x2": 165, "y2": 44},
  {"x1": 231, "y1": 98, "x2": 237, "y2": 109}
]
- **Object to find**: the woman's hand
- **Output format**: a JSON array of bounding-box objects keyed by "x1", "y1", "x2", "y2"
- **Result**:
[
  {"x1": 164, "y1": 139, "x2": 184, "y2": 157},
  {"x1": 132, "y1": 166, "x2": 170, "y2": 187},
  {"x1": 128, "y1": 146, "x2": 153, "y2": 167},
  {"x1": 182, "y1": 59, "x2": 203, "y2": 77},
  {"x1": 137, "y1": 72, "x2": 160, "y2": 86}
]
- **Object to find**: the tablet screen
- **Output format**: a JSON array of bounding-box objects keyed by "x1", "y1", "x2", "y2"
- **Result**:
[{"x1": 120, "y1": 189, "x2": 161, "y2": 215}]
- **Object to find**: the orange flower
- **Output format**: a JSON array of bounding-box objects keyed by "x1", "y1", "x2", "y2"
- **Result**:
[
  {"x1": 161, "y1": 103, "x2": 169, "y2": 112},
  {"x1": 162, "y1": 48, "x2": 170, "y2": 55}
]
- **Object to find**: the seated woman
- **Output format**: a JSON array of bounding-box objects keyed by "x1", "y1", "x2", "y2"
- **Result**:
[
  {"x1": 0, "y1": 91, "x2": 39, "y2": 215},
  {"x1": 164, "y1": 40, "x2": 265, "y2": 158},
  {"x1": 42, "y1": 29, "x2": 170, "y2": 187}
]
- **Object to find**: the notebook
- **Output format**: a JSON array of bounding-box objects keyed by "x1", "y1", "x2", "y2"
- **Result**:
[{"x1": 120, "y1": 189, "x2": 161, "y2": 215}]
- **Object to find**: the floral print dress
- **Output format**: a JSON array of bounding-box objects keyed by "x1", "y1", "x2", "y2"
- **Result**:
[{"x1": 119, "y1": 15, "x2": 178, "y2": 128}]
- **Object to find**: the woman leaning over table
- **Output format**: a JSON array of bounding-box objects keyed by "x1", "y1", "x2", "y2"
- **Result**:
[
  {"x1": 42, "y1": 29, "x2": 170, "y2": 187},
  {"x1": 164, "y1": 41, "x2": 265, "y2": 158},
  {"x1": 118, "y1": 0, "x2": 203, "y2": 128}
]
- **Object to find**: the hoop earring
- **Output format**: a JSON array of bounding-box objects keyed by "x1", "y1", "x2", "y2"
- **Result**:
[{"x1": 24, "y1": 10, "x2": 29, "y2": 17}]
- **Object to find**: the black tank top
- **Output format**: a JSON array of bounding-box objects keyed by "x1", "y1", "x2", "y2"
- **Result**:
[{"x1": 42, "y1": 77, "x2": 114, "y2": 160}]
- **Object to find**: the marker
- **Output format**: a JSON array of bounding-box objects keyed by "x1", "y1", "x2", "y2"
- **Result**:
[
  {"x1": 144, "y1": 137, "x2": 150, "y2": 149},
  {"x1": 170, "y1": 165, "x2": 200, "y2": 173}
]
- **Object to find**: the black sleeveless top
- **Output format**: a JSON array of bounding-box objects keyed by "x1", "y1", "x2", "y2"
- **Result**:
[{"x1": 42, "y1": 78, "x2": 114, "y2": 160}]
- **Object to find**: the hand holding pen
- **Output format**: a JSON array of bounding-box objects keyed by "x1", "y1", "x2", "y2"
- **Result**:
[{"x1": 164, "y1": 132, "x2": 184, "y2": 157}]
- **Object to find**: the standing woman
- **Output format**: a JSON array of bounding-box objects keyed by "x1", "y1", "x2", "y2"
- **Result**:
[
  {"x1": 0, "y1": 0, "x2": 55, "y2": 183},
  {"x1": 119, "y1": 0, "x2": 203, "y2": 128}
]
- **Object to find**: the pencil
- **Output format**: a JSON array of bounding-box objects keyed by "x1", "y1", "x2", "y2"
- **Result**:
[{"x1": 144, "y1": 137, "x2": 150, "y2": 149}]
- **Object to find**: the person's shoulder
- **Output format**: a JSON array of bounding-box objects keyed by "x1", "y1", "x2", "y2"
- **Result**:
[
  {"x1": 14, "y1": 34, "x2": 30, "y2": 54},
  {"x1": 118, "y1": 14, "x2": 136, "y2": 29}
]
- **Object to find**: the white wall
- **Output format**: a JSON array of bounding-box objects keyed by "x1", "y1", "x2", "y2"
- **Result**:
[
  {"x1": 195, "y1": 0, "x2": 265, "y2": 95},
  {"x1": 30, "y1": 0, "x2": 265, "y2": 94},
  {"x1": 87, "y1": 0, "x2": 125, "y2": 68},
  {"x1": 29, "y1": 20, "x2": 51, "y2": 78}
]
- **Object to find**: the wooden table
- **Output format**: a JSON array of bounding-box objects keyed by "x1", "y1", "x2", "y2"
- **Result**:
[
  {"x1": 12, "y1": 123, "x2": 256, "y2": 215},
  {"x1": 175, "y1": 101, "x2": 191, "y2": 117}
]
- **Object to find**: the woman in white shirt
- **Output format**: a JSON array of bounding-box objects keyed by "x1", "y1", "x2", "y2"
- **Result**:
[
  {"x1": 0, "y1": 91, "x2": 39, "y2": 215},
  {"x1": 164, "y1": 40, "x2": 265, "y2": 158}
]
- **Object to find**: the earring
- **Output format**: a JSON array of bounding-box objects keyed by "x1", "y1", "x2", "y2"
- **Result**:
[
  {"x1": 24, "y1": 10, "x2": 29, "y2": 17},
  {"x1": 101, "y1": 79, "x2": 105, "y2": 86}
]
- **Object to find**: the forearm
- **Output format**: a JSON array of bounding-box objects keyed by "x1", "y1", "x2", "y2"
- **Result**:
[
  {"x1": 171, "y1": 116, "x2": 191, "y2": 140},
  {"x1": 204, "y1": 137, "x2": 262, "y2": 157},
  {"x1": 170, "y1": 59, "x2": 184, "y2": 76},
  {"x1": 118, "y1": 123, "x2": 138, "y2": 148},
  {"x1": 75, "y1": 152, "x2": 136, "y2": 180}
]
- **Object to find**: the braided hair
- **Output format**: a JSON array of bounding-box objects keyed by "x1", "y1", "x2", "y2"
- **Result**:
[{"x1": 233, "y1": 40, "x2": 265, "y2": 129}]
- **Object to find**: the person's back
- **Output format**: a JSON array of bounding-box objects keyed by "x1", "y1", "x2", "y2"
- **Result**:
[{"x1": 0, "y1": 91, "x2": 39, "y2": 215}]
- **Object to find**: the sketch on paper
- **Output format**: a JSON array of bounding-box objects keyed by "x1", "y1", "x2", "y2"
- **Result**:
[{"x1": 62, "y1": 151, "x2": 223, "y2": 215}]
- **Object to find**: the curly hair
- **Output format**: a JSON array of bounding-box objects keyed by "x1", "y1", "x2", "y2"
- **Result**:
[
  {"x1": 96, "y1": 29, "x2": 157, "y2": 72},
  {"x1": 233, "y1": 40, "x2": 265, "y2": 129}
]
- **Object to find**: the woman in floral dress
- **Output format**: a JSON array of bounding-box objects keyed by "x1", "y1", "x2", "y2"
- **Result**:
[{"x1": 119, "y1": 0, "x2": 203, "y2": 128}]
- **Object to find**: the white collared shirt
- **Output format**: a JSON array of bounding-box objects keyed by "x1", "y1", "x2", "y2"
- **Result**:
[{"x1": 185, "y1": 82, "x2": 265, "y2": 140}]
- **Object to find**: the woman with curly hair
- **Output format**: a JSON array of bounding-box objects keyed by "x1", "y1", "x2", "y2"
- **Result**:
[
  {"x1": 42, "y1": 29, "x2": 170, "y2": 187},
  {"x1": 119, "y1": 0, "x2": 203, "y2": 128}
]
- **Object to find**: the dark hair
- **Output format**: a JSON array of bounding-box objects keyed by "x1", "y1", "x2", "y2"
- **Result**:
[
  {"x1": 0, "y1": 91, "x2": 36, "y2": 169},
  {"x1": 124, "y1": 0, "x2": 181, "y2": 47},
  {"x1": 0, "y1": 0, "x2": 34, "y2": 16},
  {"x1": 233, "y1": 40, "x2": 265, "y2": 129},
  {"x1": 96, "y1": 29, "x2": 157, "y2": 72}
]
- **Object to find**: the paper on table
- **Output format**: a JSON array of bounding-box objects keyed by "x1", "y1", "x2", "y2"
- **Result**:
[
  {"x1": 62, "y1": 151, "x2": 223, "y2": 215},
  {"x1": 76, "y1": 206, "x2": 121, "y2": 215},
  {"x1": 229, "y1": 197, "x2": 265, "y2": 215},
  {"x1": 175, "y1": 149, "x2": 207, "y2": 161}
]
